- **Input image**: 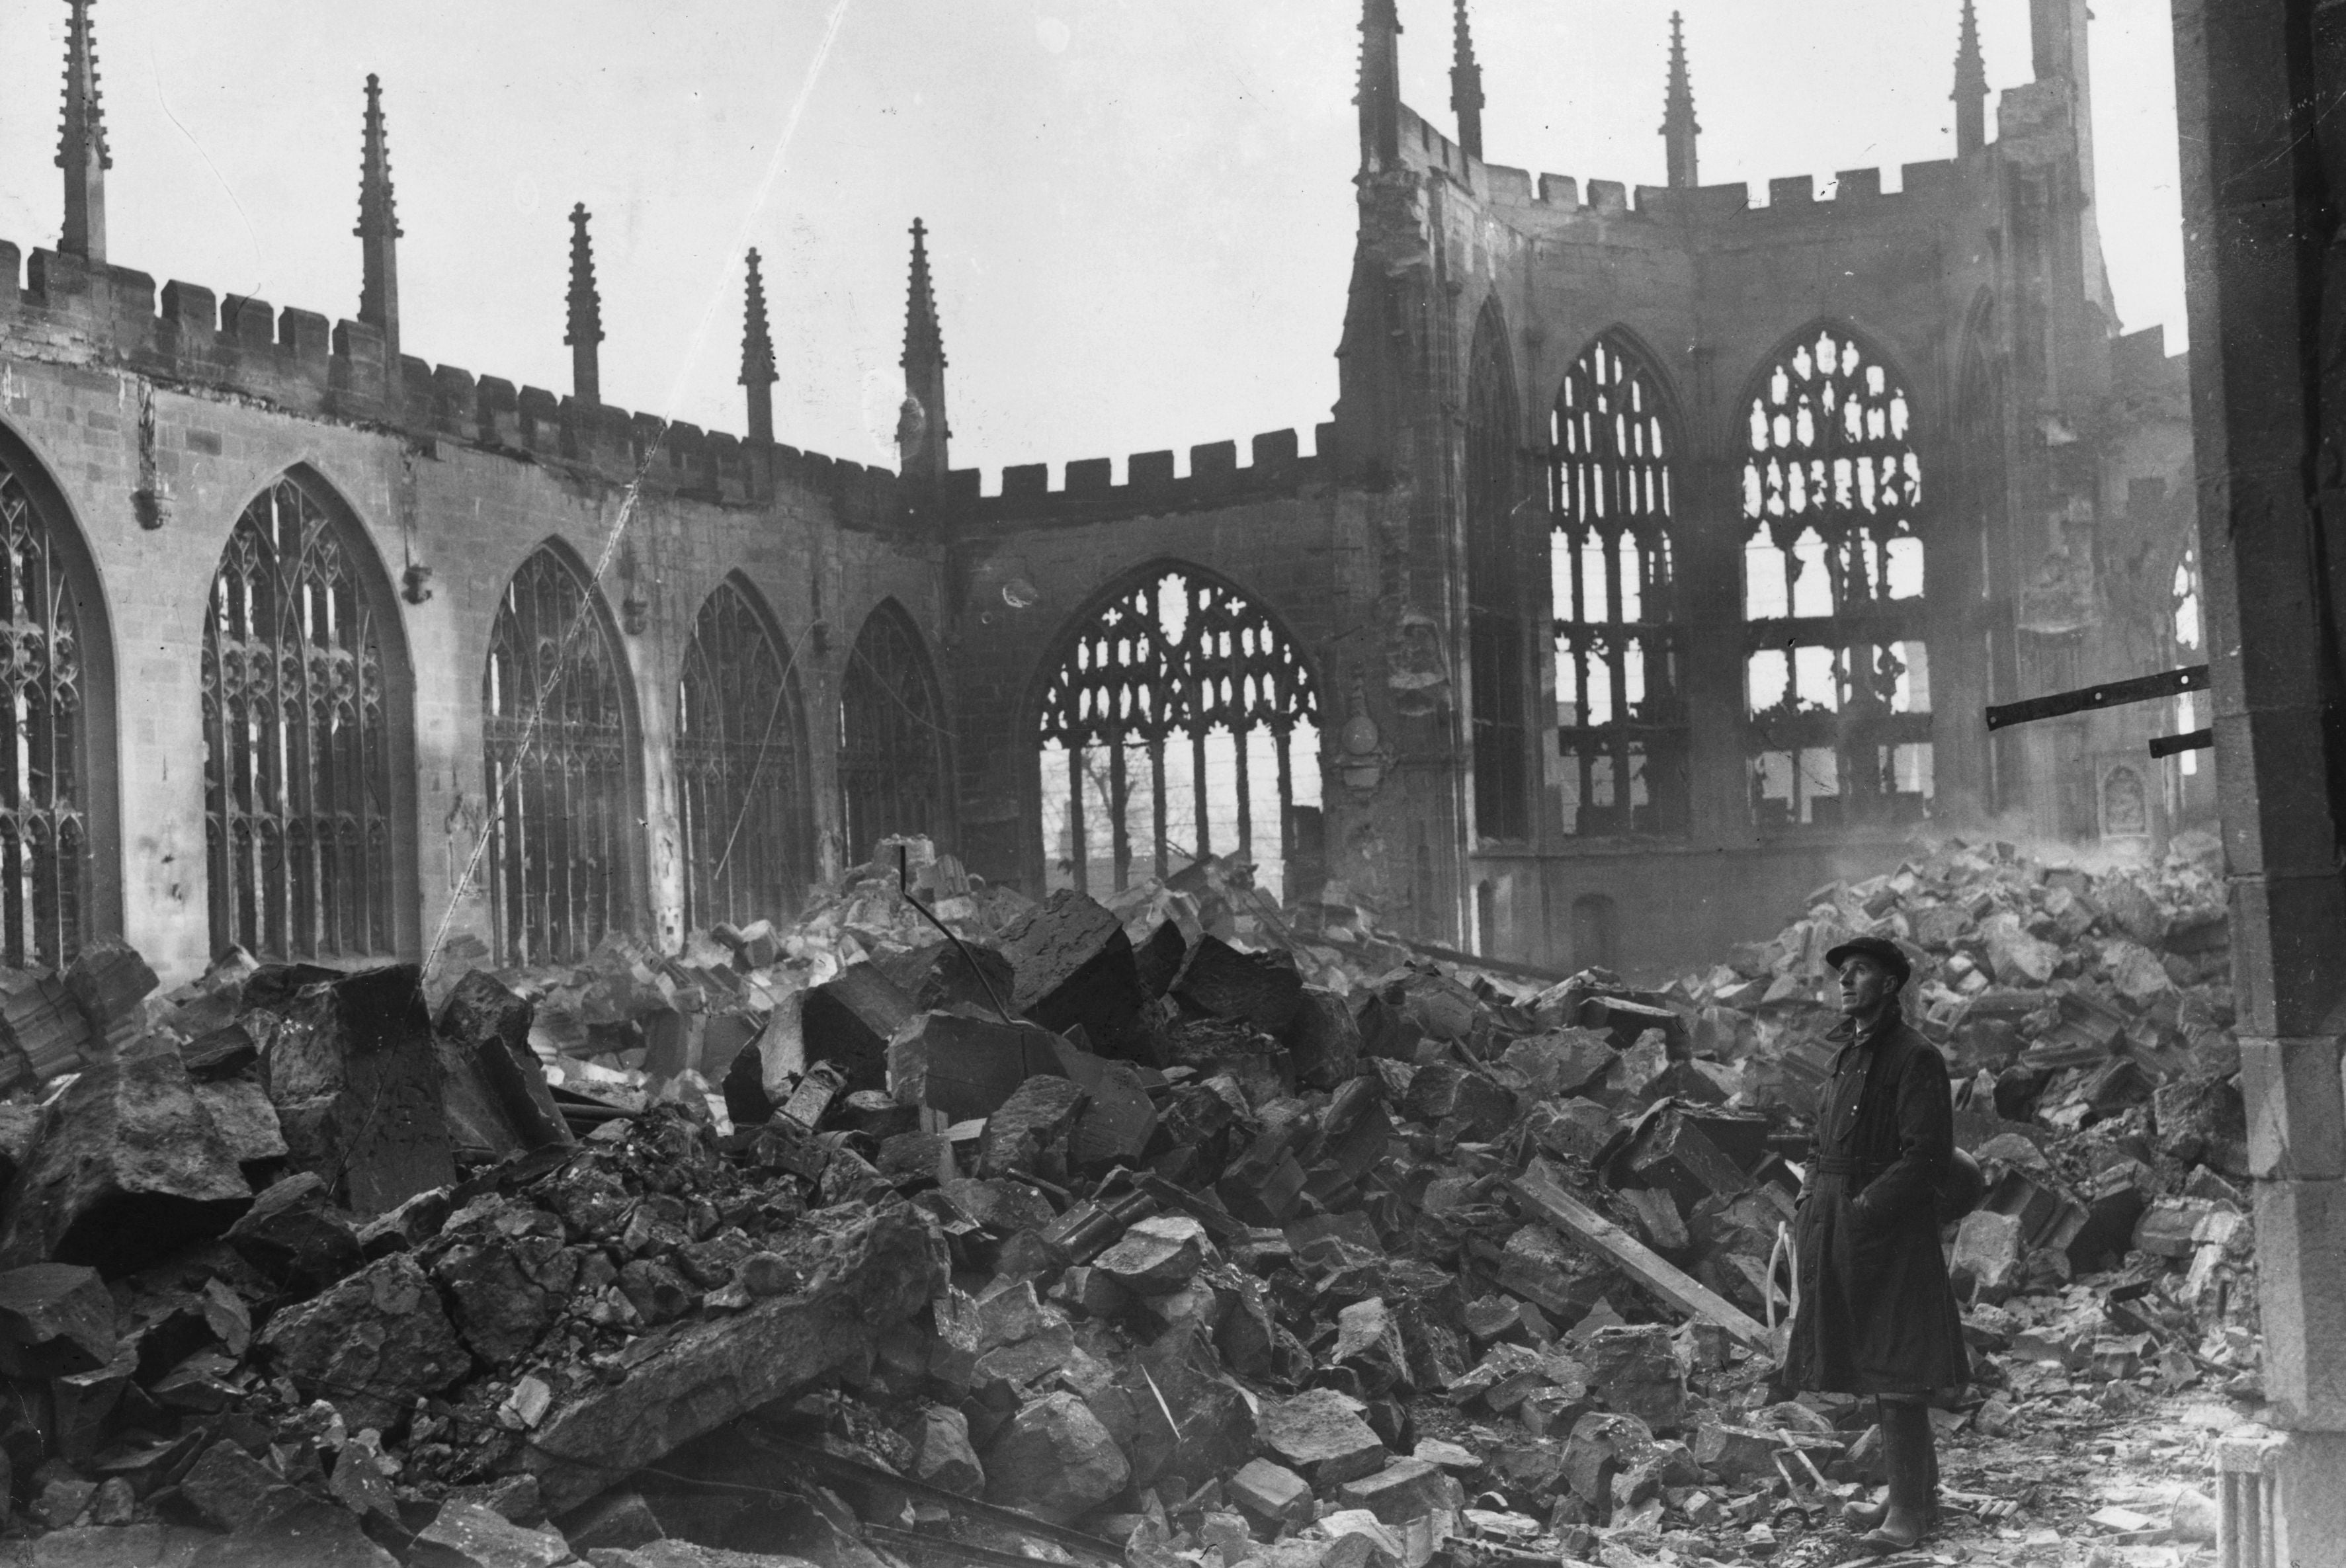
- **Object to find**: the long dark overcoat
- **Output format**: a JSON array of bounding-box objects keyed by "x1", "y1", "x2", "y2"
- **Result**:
[{"x1": 1782, "y1": 1012, "x2": 1969, "y2": 1395}]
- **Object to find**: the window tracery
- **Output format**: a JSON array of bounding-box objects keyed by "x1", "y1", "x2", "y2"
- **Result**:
[
  {"x1": 1038, "y1": 567, "x2": 1320, "y2": 901},
  {"x1": 0, "y1": 459, "x2": 92, "y2": 968},
  {"x1": 1739, "y1": 327, "x2": 1932, "y2": 829},
  {"x1": 1466, "y1": 308, "x2": 1530, "y2": 841},
  {"x1": 679, "y1": 578, "x2": 812, "y2": 928},
  {"x1": 202, "y1": 477, "x2": 398, "y2": 961},
  {"x1": 1550, "y1": 335, "x2": 1687, "y2": 835},
  {"x1": 839, "y1": 601, "x2": 949, "y2": 860}
]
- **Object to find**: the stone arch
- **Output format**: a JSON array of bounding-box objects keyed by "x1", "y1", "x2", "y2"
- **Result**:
[
  {"x1": 202, "y1": 464, "x2": 418, "y2": 962},
  {"x1": 1464, "y1": 296, "x2": 1532, "y2": 843},
  {"x1": 481, "y1": 539, "x2": 644, "y2": 965},
  {"x1": 839, "y1": 597, "x2": 952, "y2": 863},
  {"x1": 677, "y1": 572, "x2": 816, "y2": 928},
  {"x1": 1032, "y1": 559, "x2": 1322, "y2": 901},
  {"x1": 1549, "y1": 326, "x2": 1691, "y2": 837},
  {"x1": 0, "y1": 417, "x2": 118, "y2": 968}
]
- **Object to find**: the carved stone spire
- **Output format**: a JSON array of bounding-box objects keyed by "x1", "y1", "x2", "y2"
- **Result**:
[
  {"x1": 1661, "y1": 13, "x2": 1700, "y2": 189},
  {"x1": 566, "y1": 204, "x2": 604, "y2": 405},
  {"x1": 1450, "y1": 0, "x2": 1485, "y2": 161},
  {"x1": 1953, "y1": 0, "x2": 1990, "y2": 155},
  {"x1": 899, "y1": 219, "x2": 950, "y2": 486},
  {"x1": 1358, "y1": 0, "x2": 1403, "y2": 174},
  {"x1": 355, "y1": 74, "x2": 402, "y2": 365},
  {"x1": 58, "y1": 0, "x2": 110, "y2": 262},
  {"x1": 740, "y1": 249, "x2": 777, "y2": 445}
]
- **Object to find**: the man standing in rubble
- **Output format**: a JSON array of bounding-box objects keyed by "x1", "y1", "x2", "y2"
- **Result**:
[{"x1": 1784, "y1": 936, "x2": 1968, "y2": 1553}]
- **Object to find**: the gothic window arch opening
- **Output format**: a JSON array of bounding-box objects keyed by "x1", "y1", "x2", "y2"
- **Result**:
[
  {"x1": 1550, "y1": 333, "x2": 1687, "y2": 836},
  {"x1": 1465, "y1": 305, "x2": 1530, "y2": 842},
  {"x1": 1038, "y1": 566, "x2": 1321, "y2": 901},
  {"x1": 0, "y1": 446, "x2": 106, "y2": 968},
  {"x1": 679, "y1": 577, "x2": 813, "y2": 928},
  {"x1": 484, "y1": 546, "x2": 636, "y2": 966},
  {"x1": 1740, "y1": 325, "x2": 1931, "y2": 829},
  {"x1": 839, "y1": 601, "x2": 950, "y2": 861},
  {"x1": 204, "y1": 474, "x2": 409, "y2": 962}
]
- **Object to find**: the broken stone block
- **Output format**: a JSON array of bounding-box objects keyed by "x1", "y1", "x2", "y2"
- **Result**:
[
  {"x1": 2134, "y1": 1198, "x2": 2226, "y2": 1259},
  {"x1": 2152, "y1": 1073, "x2": 2250, "y2": 1176},
  {"x1": 1230, "y1": 1457, "x2": 1314, "y2": 1528},
  {"x1": 0, "y1": 1037, "x2": 252, "y2": 1275},
  {"x1": 1095, "y1": 1214, "x2": 1206, "y2": 1294},
  {"x1": 888, "y1": 1011, "x2": 1064, "y2": 1122},
  {"x1": 0, "y1": 1262, "x2": 114, "y2": 1376},
  {"x1": 985, "y1": 1389, "x2": 1131, "y2": 1518},
  {"x1": 1528, "y1": 1099, "x2": 1618, "y2": 1166},
  {"x1": 1581, "y1": 1325, "x2": 1684, "y2": 1433},
  {"x1": 1618, "y1": 1187, "x2": 1689, "y2": 1255},
  {"x1": 409, "y1": 1499, "x2": 573, "y2": 1568},
  {"x1": 1288, "y1": 987, "x2": 1362, "y2": 1089},
  {"x1": 1000, "y1": 889, "x2": 1157, "y2": 1065},
  {"x1": 435, "y1": 1234, "x2": 562, "y2": 1366},
  {"x1": 1982, "y1": 914, "x2": 2058, "y2": 987},
  {"x1": 1258, "y1": 1388, "x2": 1388, "y2": 1487},
  {"x1": 1175, "y1": 936, "x2": 1305, "y2": 1035},
  {"x1": 1337, "y1": 1458, "x2": 1466, "y2": 1525},
  {"x1": 1502, "y1": 1030, "x2": 1618, "y2": 1100},
  {"x1": 265, "y1": 964, "x2": 456, "y2": 1216},
  {"x1": 256, "y1": 1251, "x2": 470, "y2": 1429},
  {"x1": 801, "y1": 964, "x2": 917, "y2": 1094},
  {"x1": 1948, "y1": 1210, "x2": 2026, "y2": 1301},
  {"x1": 63, "y1": 938, "x2": 158, "y2": 1043},
  {"x1": 180, "y1": 1438, "x2": 304, "y2": 1532},
  {"x1": 439, "y1": 970, "x2": 571, "y2": 1151},
  {"x1": 1402, "y1": 1063, "x2": 1515, "y2": 1140},
  {"x1": 975, "y1": 1075, "x2": 1089, "y2": 1182},
  {"x1": 907, "y1": 1404, "x2": 985, "y2": 1497},
  {"x1": 1690, "y1": 1421, "x2": 1780, "y2": 1483},
  {"x1": 875, "y1": 939, "x2": 1019, "y2": 1016},
  {"x1": 192, "y1": 1077, "x2": 288, "y2": 1166},
  {"x1": 185, "y1": 1498, "x2": 401, "y2": 1568},
  {"x1": 554, "y1": 1489, "x2": 665, "y2": 1553}
]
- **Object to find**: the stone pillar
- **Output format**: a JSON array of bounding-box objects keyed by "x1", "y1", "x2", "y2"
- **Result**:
[{"x1": 2173, "y1": 2, "x2": 2346, "y2": 1559}]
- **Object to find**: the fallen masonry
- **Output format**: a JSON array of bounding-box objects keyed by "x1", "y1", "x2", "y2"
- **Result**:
[{"x1": 0, "y1": 831, "x2": 2271, "y2": 1566}]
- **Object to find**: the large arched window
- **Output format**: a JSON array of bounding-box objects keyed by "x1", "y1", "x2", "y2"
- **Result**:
[
  {"x1": 0, "y1": 442, "x2": 110, "y2": 968},
  {"x1": 1465, "y1": 304, "x2": 1530, "y2": 842},
  {"x1": 203, "y1": 474, "x2": 409, "y2": 962},
  {"x1": 1741, "y1": 325, "x2": 1931, "y2": 829},
  {"x1": 679, "y1": 577, "x2": 813, "y2": 928},
  {"x1": 483, "y1": 546, "x2": 636, "y2": 965},
  {"x1": 839, "y1": 600, "x2": 950, "y2": 860},
  {"x1": 1038, "y1": 565, "x2": 1320, "y2": 901},
  {"x1": 1549, "y1": 333, "x2": 1687, "y2": 836}
]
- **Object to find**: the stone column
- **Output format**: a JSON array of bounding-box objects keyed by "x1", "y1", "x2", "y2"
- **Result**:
[{"x1": 2173, "y1": 3, "x2": 2346, "y2": 1560}]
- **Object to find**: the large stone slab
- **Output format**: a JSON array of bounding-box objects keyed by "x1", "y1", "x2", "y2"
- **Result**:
[
  {"x1": 265, "y1": 964, "x2": 456, "y2": 1215},
  {"x1": 999, "y1": 889, "x2": 1157, "y2": 1065},
  {"x1": 1258, "y1": 1388, "x2": 1388, "y2": 1486},
  {"x1": 255, "y1": 1251, "x2": 470, "y2": 1429},
  {"x1": 985, "y1": 1389, "x2": 1131, "y2": 1517}
]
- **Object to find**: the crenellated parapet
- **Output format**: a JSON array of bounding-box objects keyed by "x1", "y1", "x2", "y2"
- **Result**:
[
  {"x1": 947, "y1": 424, "x2": 1341, "y2": 533},
  {"x1": 0, "y1": 239, "x2": 903, "y2": 523}
]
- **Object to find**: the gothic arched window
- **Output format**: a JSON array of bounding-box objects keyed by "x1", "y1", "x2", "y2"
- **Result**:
[
  {"x1": 203, "y1": 475, "x2": 408, "y2": 961},
  {"x1": 839, "y1": 600, "x2": 950, "y2": 861},
  {"x1": 0, "y1": 446, "x2": 108, "y2": 968},
  {"x1": 483, "y1": 546, "x2": 636, "y2": 965},
  {"x1": 1550, "y1": 334, "x2": 1688, "y2": 836},
  {"x1": 1038, "y1": 565, "x2": 1321, "y2": 901},
  {"x1": 1740, "y1": 325, "x2": 1931, "y2": 829},
  {"x1": 679, "y1": 577, "x2": 813, "y2": 928},
  {"x1": 1465, "y1": 305, "x2": 1530, "y2": 841}
]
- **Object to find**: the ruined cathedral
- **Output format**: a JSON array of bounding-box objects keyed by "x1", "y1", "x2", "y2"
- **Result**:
[{"x1": 0, "y1": 0, "x2": 2195, "y2": 986}]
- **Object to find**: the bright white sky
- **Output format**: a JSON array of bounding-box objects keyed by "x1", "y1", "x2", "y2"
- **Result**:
[{"x1": 0, "y1": 1, "x2": 2181, "y2": 481}]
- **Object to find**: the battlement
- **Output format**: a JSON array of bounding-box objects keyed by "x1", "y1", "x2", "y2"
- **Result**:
[
  {"x1": 0, "y1": 240, "x2": 903, "y2": 525},
  {"x1": 949, "y1": 423, "x2": 1337, "y2": 529}
]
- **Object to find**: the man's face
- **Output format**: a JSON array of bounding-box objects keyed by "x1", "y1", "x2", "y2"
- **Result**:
[{"x1": 1838, "y1": 955, "x2": 1898, "y2": 1018}]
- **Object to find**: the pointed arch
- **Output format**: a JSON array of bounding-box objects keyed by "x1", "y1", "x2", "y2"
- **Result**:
[
  {"x1": 1736, "y1": 321, "x2": 1933, "y2": 830},
  {"x1": 1034, "y1": 561, "x2": 1321, "y2": 901},
  {"x1": 1464, "y1": 297, "x2": 1531, "y2": 841},
  {"x1": 483, "y1": 541, "x2": 640, "y2": 966},
  {"x1": 839, "y1": 598, "x2": 950, "y2": 860},
  {"x1": 679, "y1": 573, "x2": 814, "y2": 928},
  {"x1": 0, "y1": 421, "x2": 116, "y2": 968},
  {"x1": 203, "y1": 466, "x2": 416, "y2": 962},
  {"x1": 1548, "y1": 327, "x2": 1689, "y2": 836},
  {"x1": 1956, "y1": 296, "x2": 2013, "y2": 812}
]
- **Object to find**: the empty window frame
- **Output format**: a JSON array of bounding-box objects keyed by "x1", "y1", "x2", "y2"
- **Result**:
[
  {"x1": 838, "y1": 600, "x2": 950, "y2": 861},
  {"x1": 1038, "y1": 566, "x2": 1321, "y2": 901},
  {"x1": 483, "y1": 547, "x2": 635, "y2": 966},
  {"x1": 203, "y1": 477, "x2": 403, "y2": 961},
  {"x1": 1550, "y1": 335, "x2": 1688, "y2": 836},
  {"x1": 0, "y1": 454, "x2": 101, "y2": 968},
  {"x1": 1741, "y1": 326, "x2": 1932, "y2": 829},
  {"x1": 678, "y1": 577, "x2": 814, "y2": 929},
  {"x1": 1465, "y1": 306, "x2": 1530, "y2": 841}
]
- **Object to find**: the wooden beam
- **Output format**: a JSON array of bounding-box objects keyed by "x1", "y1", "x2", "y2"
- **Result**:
[{"x1": 1508, "y1": 1157, "x2": 1775, "y2": 1354}]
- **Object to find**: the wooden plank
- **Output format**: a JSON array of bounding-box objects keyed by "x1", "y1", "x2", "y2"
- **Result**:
[{"x1": 1507, "y1": 1156, "x2": 1775, "y2": 1354}]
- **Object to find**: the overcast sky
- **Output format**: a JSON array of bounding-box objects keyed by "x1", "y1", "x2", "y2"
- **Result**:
[{"x1": 0, "y1": 1, "x2": 2181, "y2": 482}]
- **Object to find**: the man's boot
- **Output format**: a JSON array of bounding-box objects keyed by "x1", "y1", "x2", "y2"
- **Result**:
[
  {"x1": 1845, "y1": 1399, "x2": 1939, "y2": 1530},
  {"x1": 1859, "y1": 1399, "x2": 1936, "y2": 1553}
]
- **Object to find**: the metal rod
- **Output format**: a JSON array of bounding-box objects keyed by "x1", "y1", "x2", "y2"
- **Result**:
[
  {"x1": 1984, "y1": 664, "x2": 2209, "y2": 731},
  {"x1": 2149, "y1": 727, "x2": 2214, "y2": 759}
]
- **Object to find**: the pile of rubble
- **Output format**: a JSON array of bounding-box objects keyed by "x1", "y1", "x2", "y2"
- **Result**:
[{"x1": 0, "y1": 833, "x2": 2257, "y2": 1567}]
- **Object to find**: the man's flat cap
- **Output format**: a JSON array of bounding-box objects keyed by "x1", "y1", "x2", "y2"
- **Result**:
[{"x1": 1824, "y1": 934, "x2": 1913, "y2": 987}]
